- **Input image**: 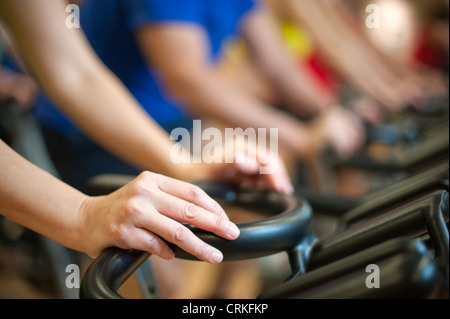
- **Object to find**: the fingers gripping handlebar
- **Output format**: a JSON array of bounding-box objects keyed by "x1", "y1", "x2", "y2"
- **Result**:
[{"x1": 80, "y1": 181, "x2": 316, "y2": 299}]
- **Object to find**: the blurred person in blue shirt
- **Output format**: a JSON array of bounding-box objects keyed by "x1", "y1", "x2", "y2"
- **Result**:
[{"x1": 34, "y1": 0, "x2": 365, "y2": 190}]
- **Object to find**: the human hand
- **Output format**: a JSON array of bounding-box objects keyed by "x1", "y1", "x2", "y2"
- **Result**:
[
  {"x1": 308, "y1": 105, "x2": 366, "y2": 160},
  {"x1": 411, "y1": 68, "x2": 449, "y2": 101},
  {"x1": 349, "y1": 96, "x2": 385, "y2": 126},
  {"x1": 188, "y1": 138, "x2": 294, "y2": 195},
  {"x1": 0, "y1": 70, "x2": 39, "y2": 110},
  {"x1": 383, "y1": 70, "x2": 448, "y2": 113},
  {"x1": 77, "y1": 171, "x2": 240, "y2": 263}
]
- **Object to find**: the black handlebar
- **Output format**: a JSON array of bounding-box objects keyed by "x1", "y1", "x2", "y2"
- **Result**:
[
  {"x1": 80, "y1": 177, "x2": 449, "y2": 299},
  {"x1": 80, "y1": 182, "x2": 315, "y2": 299},
  {"x1": 80, "y1": 248, "x2": 150, "y2": 299}
]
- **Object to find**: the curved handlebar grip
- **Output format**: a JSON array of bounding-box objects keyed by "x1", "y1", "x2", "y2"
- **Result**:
[
  {"x1": 171, "y1": 182, "x2": 314, "y2": 261},
  {"x1": 80, "y1": 182, "x2": 315, "y2": 299}
]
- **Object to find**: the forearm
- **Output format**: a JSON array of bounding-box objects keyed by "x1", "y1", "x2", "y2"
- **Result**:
[
  {"x1": 45, "y1": 65, "x2": 192, "y2": 180},
  {"x1": 0, "y1": 0, "x2": 192, "y2": 181},
  {"x1": 167, "y1": 67, "x2": 313, "y2": 158},
  {"x1": 243, "y1": 5, "x2": 335, "y2": 117},
  {"x1": 0, "y1": 139, "x2": 87, "y2": 252},
  {"x1": 290, "y1": 0, "x2": 399, "y2": 95},
  {"x1": 0, "y1": 139, "x2": 240, "y2": 261},
  {"x1": 257, "y1": 54, "x2": 336, "y2": 117}
]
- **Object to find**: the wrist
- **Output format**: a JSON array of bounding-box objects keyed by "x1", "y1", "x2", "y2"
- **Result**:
[
  {"x1": 292, "y1": 125, "x2": 317, "y2": 160},
  {"x1": 73, "y1": 194, "x2": 104, "y2": 257},
  {"x1": 171, "y1": 161, "x2": 212, "y2": 182}
]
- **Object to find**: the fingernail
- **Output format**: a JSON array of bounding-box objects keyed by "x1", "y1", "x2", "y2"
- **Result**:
[
  {"x1": 227, "y1": 223, "x2": 240, "y2": 240},
  {"x1": 210, "y1": 250, "x2": 223, "y2": 264}
]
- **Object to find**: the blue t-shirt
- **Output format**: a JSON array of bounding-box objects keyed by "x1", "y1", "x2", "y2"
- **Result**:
[{"x1": 33, "y1": 0, "x2": 256, "y2": 134}]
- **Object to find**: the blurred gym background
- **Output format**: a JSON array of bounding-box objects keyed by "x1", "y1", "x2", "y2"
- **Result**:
[{"x1": 0, "y1": 0, "x2": 448, "y2": 299}]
